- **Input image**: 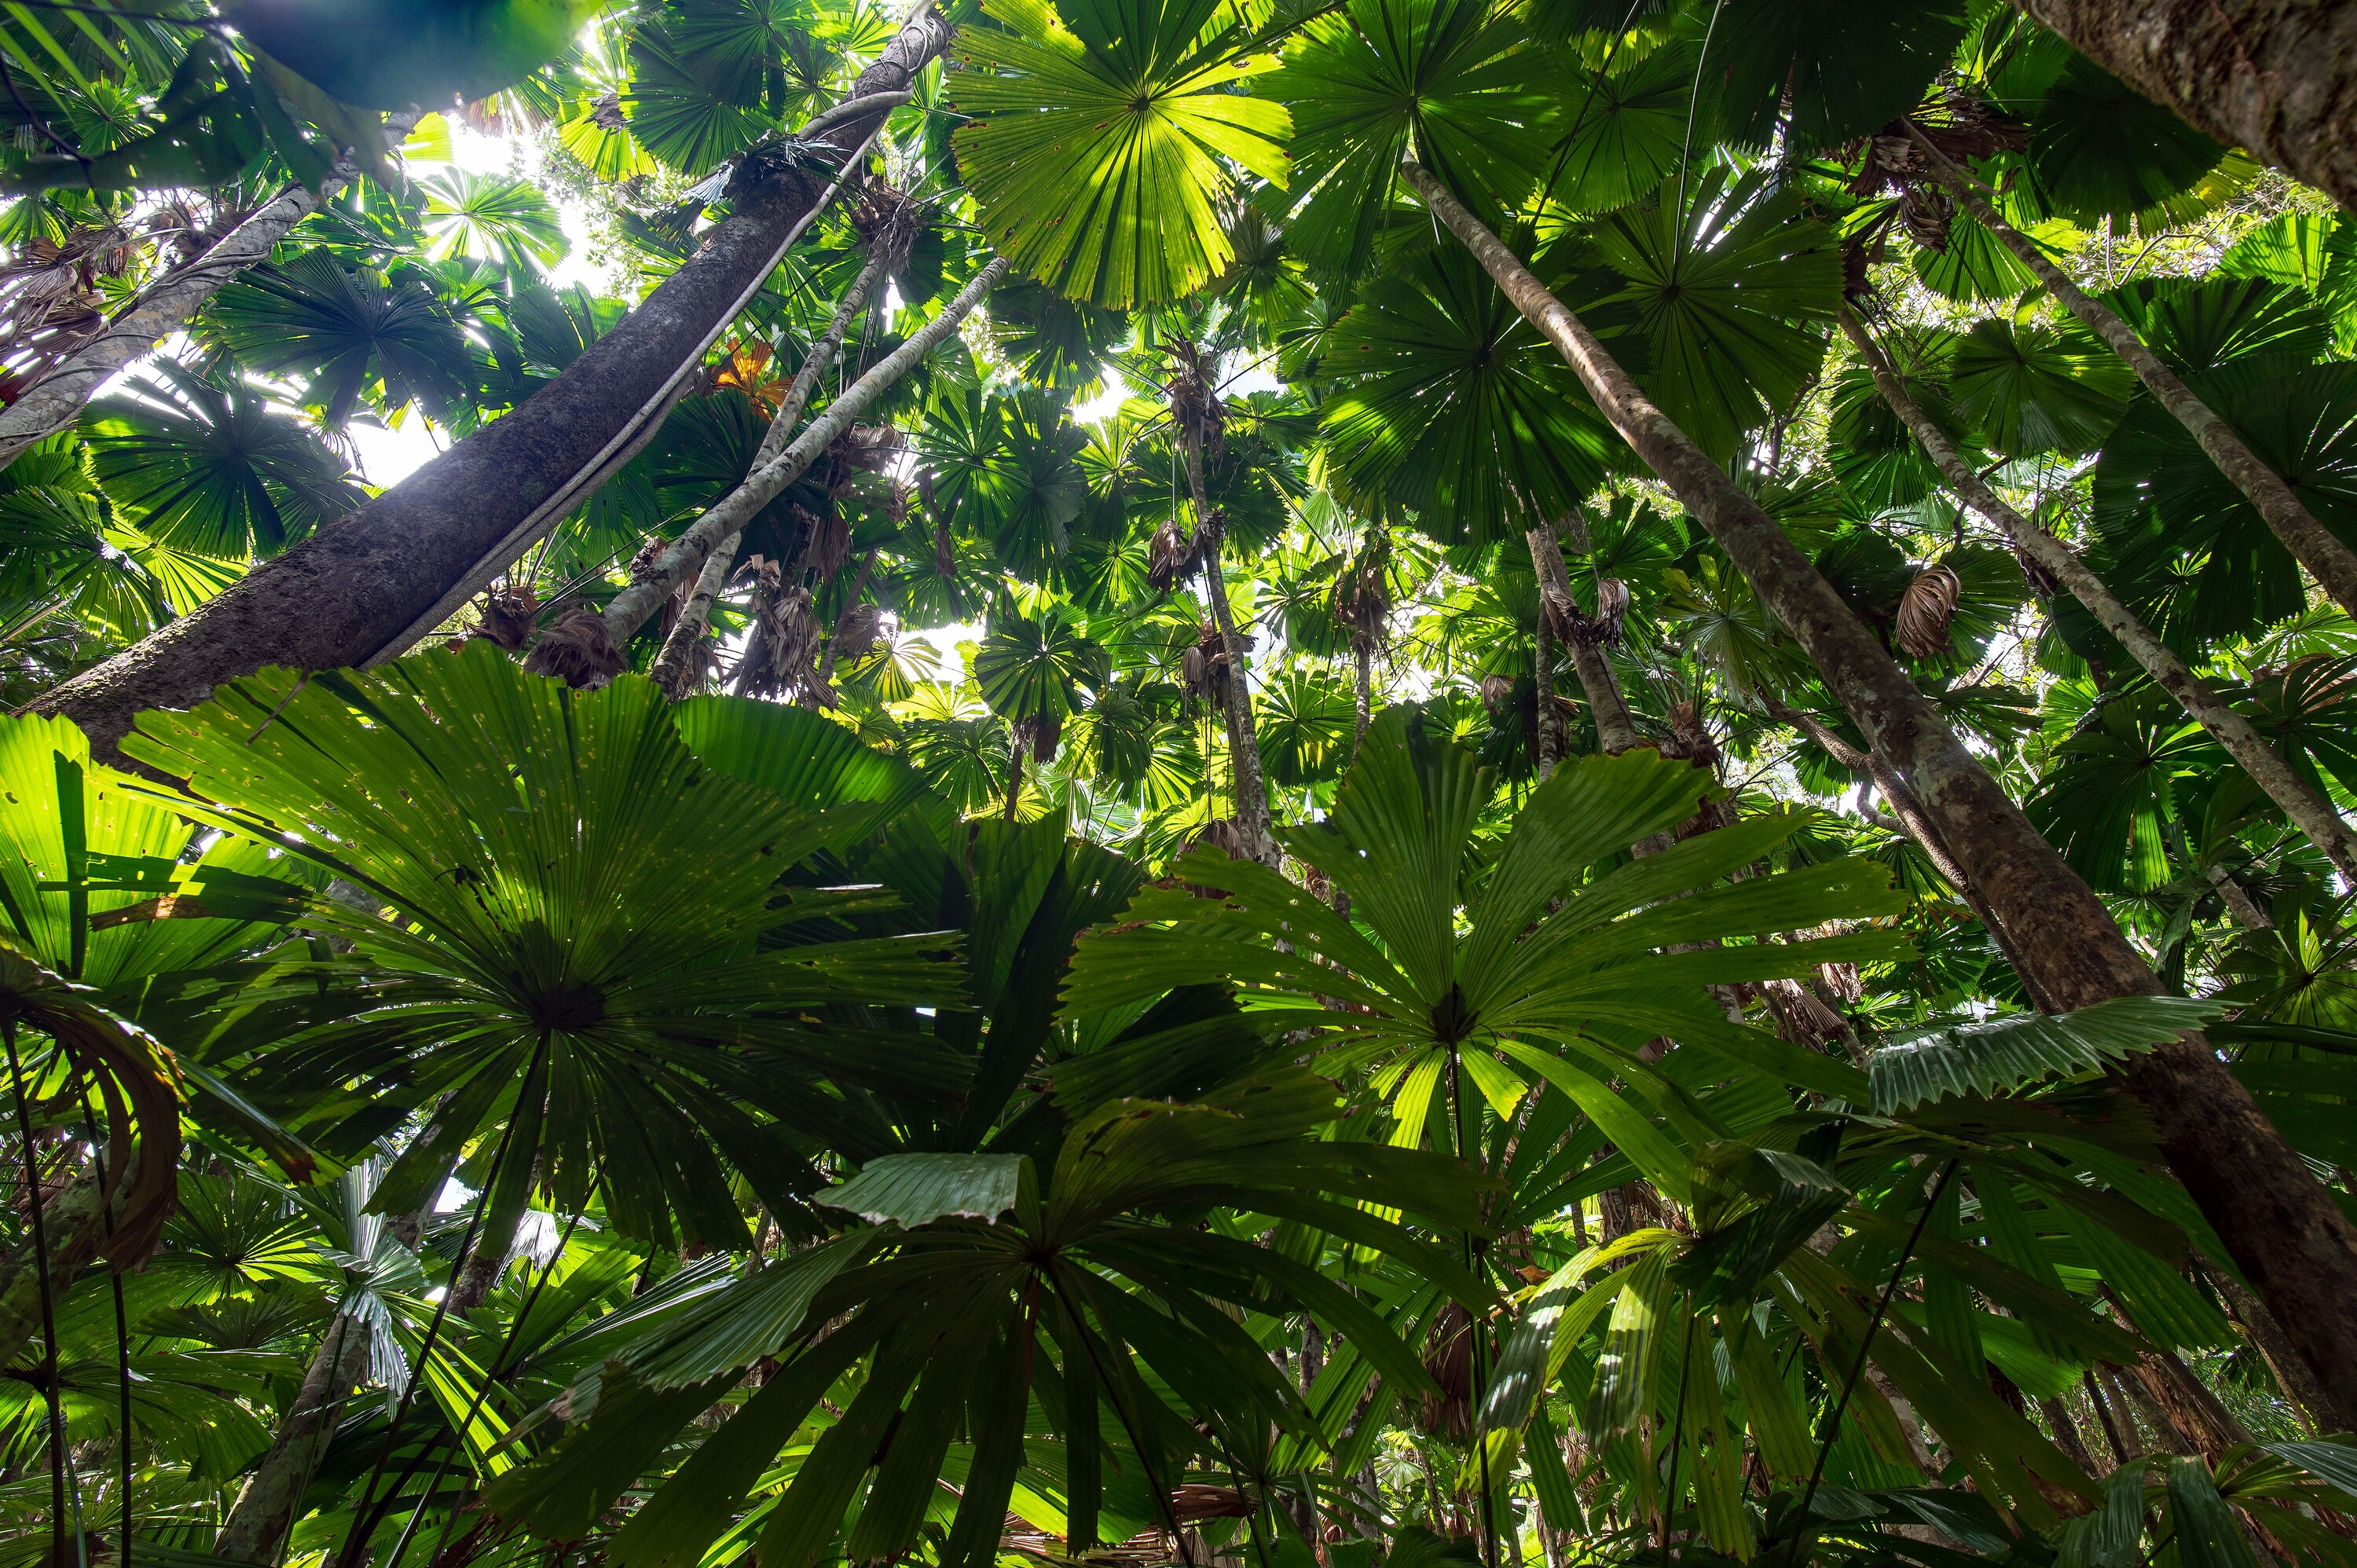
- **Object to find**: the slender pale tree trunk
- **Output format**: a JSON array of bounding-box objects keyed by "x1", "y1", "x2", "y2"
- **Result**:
[
  {"x1": 600, "y1": 258, "x2": 1009, "y2": 646},
  {"x1": 1533, "y1": 595, "x2": 1559, "y2": 780},
  {"x1": 215, "y1": 1310, "x2": 375, "y2": 1563},
  {"x1": 1182, "y1": 440, "x2": 1279, "y2": 866},
  {"x1": 1352, "y1": 639, "x2": 1373, "y2": 755},
  {"x1": 0, "y1": 115, "x2": 419, "y2": 472},
  {"x1": 1527, "y1": 518, "x2": 1640, "y2": 754},
  {"x1": 30, "y1": 9, "x2": 949, "y2": 762},
  {"x1": 1403, "y1": 156, "x2": 2357, "y2": 1427},
  {"x1": 2007, "y1": 0, "x2": 2357, "y2": 217},
  {"x1": 756, "y1": 253, "x2": 889, "y2": 471},
  {"x1": 647, "y1": 251, "x2": 889, "y2": 698},
  {"x1": 1903, "y1": 124, "x2": 2357, "y2": 620},
  {"x1": 650, "y1": 538, "x2": 740, "y2": 699},
  {"x1": 1839, "y1": 307, "x2": 2357, "y2": 885}
]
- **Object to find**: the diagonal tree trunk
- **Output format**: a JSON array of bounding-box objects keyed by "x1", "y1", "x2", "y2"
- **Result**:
[
  {"x1": 30, "y1": 8, "x2": 951, "y2": 764},
  {"x1": 1839, "y1": 306, "x2": 2357, "y2": 885},
  {"x1": 1903, "y1": 122, "x2": 2357, "y2": 621},
  {"x1": 600, "y1": 258, "x2": 1010, "y2": 646},
  {"x1": 0, "y1": 116, "x2": 419, "y2": 473},
  {"x1": 1402, "y1": 156, "x2": 2357, "y2": 1428},
  {"x1": 215, "y1": 1309, "x2": 376, "y2": 1564},
  {"x1": 650, "y1": 538, "x2": 741, "y2": 700},
  {"x1": 2006, "y1": 0, "x2": 2357, "y2": 217}
]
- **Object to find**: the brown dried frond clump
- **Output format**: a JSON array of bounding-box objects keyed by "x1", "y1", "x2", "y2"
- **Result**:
[
  {"x1": 1334, "y1": 528, "x2": 1392, "y2": 652},
  {"x1": 1180, "y1": 623, "x2": 1231, "y2": 708},
  {"x1": 1417, "y1": 1302, "x2": 1474, "y2": 1439},
  {"x1": 522, "y1": 604, "x2": 627, "y2": 689},
  {"x1": 471, "y1": 584, "x2": 540, "y2": 651},
  {"x1": 848, "y1": 179, "x2": 924, "y2": 276},
  {"x1": 1160, "y1": 335, "x2": 1226, "y2": 458},
  {"x1": 1896, "y1": 562, "x2": 1963, "y2": 659},
  {"x1": 1478, "y1": 672, "x2": 1516, "y2": 714}
]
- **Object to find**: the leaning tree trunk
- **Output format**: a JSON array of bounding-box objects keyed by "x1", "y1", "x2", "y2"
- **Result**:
[
  {"x1": 650, "y1": 538, "x2": 740, "y2": 699},
  {"x1": 1904, "y1": 123, "x2": 2357, "y2": 621},
  {"x1": 215, "y1": 1309, "x2": 376, "y2": 1564},
  {"x1": 599, "y1": 258, "x2": 1010, "y2": 647},
  {"x1": 1403, "y1": 156, "x2": 2357, "y2": 1428},
  {"x1": 0, "y1": 115, "x2": 418, "y2": 472},
  {"x1": 30, "y1": 9, "x2": 951, "y2": 764},
  {"x1": 1181, "y1": 438, "x2": 1280, "y2": 866},
  {"x1": 1839, "y1": 307, "x2": 2357, "y2": 885},
  {"x1": 2007, "y1": 0, "x2": 2357, "y2": 218}
]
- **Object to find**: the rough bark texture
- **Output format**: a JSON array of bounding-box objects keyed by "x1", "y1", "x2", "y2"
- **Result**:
[
  {"x1": 1182, "y1": 437, "x2": 1278, "y2": 866},
  {"x1": 2010, "y1": 0, "x2": 2357, "y2": 216},
  {"x1": 1533, "y1": 595, "x2": 1559, "y2": 780},
  {"x1": 651, "y1": 538, "x2": 739, "y2": 699},
  {"x1": 0, "y1": 115, "x2": 418, "y2": 472},
  {"x1": 599, "y1": 257, "x2": 1007, "y2": 645},
  {"x1": 1402, "y1": 156, "x2": 2357, "y2": 1430},
  {"x1": 1353, "y1": 639, "x2": 1373, "y2": 753},
  {"x1": 1904, "y1": 123, "x2": 2357, "y2": 621},
  {"x1": 2039, "y1": 1394, "x2": 2104, "y2": 1476},
  {"x1": 215, "y1": 1310, "x2": 376, "y2": 1563},
  {"x1": 1841, "y1": 307, "x2": 2357, "y2": 883},
  {"x1": 29, "y1": 10, "x2": 953, "y2": 761}
]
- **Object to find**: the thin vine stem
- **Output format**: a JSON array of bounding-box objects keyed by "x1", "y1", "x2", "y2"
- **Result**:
[
  {"x1": 1782, "y1": 1158, "x2": 1960, "y2": 1566},
  {"x1": 4, "y1": 1017, "x2": 71, "y2": 1564}
]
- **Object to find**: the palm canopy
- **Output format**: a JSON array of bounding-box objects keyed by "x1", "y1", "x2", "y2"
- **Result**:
[{"x1": 116, "y1": 642, "x2": 967, "y2": 1249}]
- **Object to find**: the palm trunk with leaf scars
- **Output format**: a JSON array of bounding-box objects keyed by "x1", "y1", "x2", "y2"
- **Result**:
[
  {"x1": 601, "y1": 258, "x2": 1010, "y2": 648},
  {"x1": 1901, "y1": 122, "x2": 2357, "y2": 621},
  {"x1": 2005, "y1": 0, "x2": 2357, "y2": 217},
  {"x1": 1403, "y1": 155, "x2": 2357, "y2": 1427},
  {"x1": 0, "y1": 115, "x2": 420, "y2": 473},
  {"x1": 1839, "y1": 306, "x2": 2357, "y2": 886},
  {"x1": 1182, "y1": 437, "x2": 1279, "y2": 866},
  {"x1": 651, "y1": 538, "x2": 741, "y2": 699},
  {"x1": 1527, "y1": 515, "x2": 1640, "y2": 755},
  {"x1": 1352, "y1": 639, "x2": 1373, "y2": 757},
  {"x1": 31, "y1": 6, "x2": 951, "y2": 764},
  {"x1": 215, "y1": 1308, "x2": 376, "y2": 1563}
]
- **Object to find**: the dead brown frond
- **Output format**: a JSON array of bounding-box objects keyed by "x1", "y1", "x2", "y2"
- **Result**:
[
  {"x1": 470, "y1": 583, "x2": 540, "y2": 652},
  {"x1": 1896, "y1": 562, "x2": 1963, "y2": 659},
  {"x1": 522, "y1": 603, "x2": 627, "y2": 689}
]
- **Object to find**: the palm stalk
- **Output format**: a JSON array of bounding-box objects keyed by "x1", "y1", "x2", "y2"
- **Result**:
[
  {"x1": 1183, "y1": 442, "x2": 1279, "y2": 866},
  {"x1": 3, "y1": 1020, "x2": 68, "y2": 1560},
  {"x1": 600, "y1": 257, "x2": 1010, "y2": 648},
  {"x1": 650, "y1": 540, "x2": 742, "y2": 701},
  {"x1": 2006, "y1": 0, "x2": 2357, "y2": 215},
  {"x1": 215, "y1": 1310, "x2": 374, "y2": 1564},
  {"x1": 1838, "y1": 306, "x2": 2357, "y2": 885},
  {"x1": 31, "y1": 9, "x2": 952, "y2": 763},
  {"x1": 0, "y1": 115, "x2": 419, "y2": 473},
  {"x1": 1527, "y1": 515, "x2": 1640, "y2": 755},
  {"x1": 1901, "y1": 121, "x2": 2357, "y2": 621},
  {"x1": 1402, "y1": 155, "x2": 2357, "y2": 1427}
]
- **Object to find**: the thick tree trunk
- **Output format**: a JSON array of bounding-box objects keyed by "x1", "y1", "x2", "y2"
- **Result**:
[
  {"x1": 1840, "y1": 306, "x2": 2357, "y2": 884},
  {"x1": 1403, "y1": 156, "x2": 2357, "y2": 1429},
  {"x1": 2008, "y1": 0, "x2": 2357, "y2": 217},
  {"x1": 29, "y1": 12, "x2": 950, "y2": 761},
  {"x1": 1904, "y1": 124, "x2": 2357, "y2": 621},
  {"x1": 650, "y1": 538, "x2": 739, "y2": 699},
  {"x1": 2038, "y1": 1394, "x2": 2104, "y2": 1477},
  {"x1": 215, "y1": 1310, "x2": 376, "y2": 1563},
  {"x1": 0, "y1": 116, "x2": 418, "y2": 472},
  {"x1": 600, "y1": 258, "x2": 1008, "y2": 645}
]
